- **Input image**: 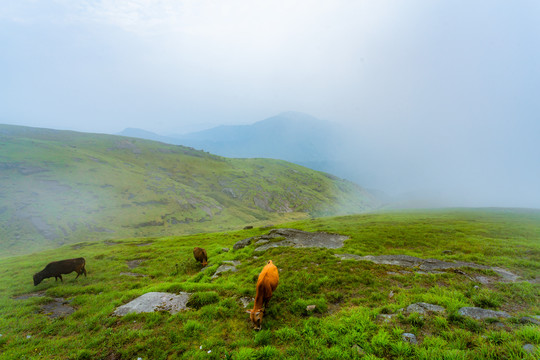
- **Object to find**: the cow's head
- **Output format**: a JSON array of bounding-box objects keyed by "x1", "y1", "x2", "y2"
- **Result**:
[
  {"x1": 33, "y1": 273, "x2": 43, "y2": 286},
  {"x1": 246, "y1": 309, "x2": 263, "y2": 330},
  {"x1": 202, "y1": 260, "x2": 208, "y2": 267}
]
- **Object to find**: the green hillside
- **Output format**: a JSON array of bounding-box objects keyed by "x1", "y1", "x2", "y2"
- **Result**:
[
  {"x1": 0, "y1": 209, "x2": 538, "y2": 359},
  {"x1": 0, "y1": 124, "x2": 378, "y2": 257}
]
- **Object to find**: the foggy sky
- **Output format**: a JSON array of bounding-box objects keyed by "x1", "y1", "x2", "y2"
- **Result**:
[{"x1": 1, "y1": 1, "x2": 539, "y2": 208}]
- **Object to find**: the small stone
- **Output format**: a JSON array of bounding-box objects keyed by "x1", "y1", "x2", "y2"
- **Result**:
[
  {"x1": 378, "y1": 314, "x2": 396, "y2": 323},
  {"x1": 243, "y1": 225, "x2": 253, "y2": 230},
  {"x1": 26, "y1": 335, "x2": 31, "y2": 339},
  {"x1": 402, "y1": 333, "x2": 417, "y2": 344},
  {"x1": 239, "y1": 297, "x2": 253, "y2": 308},
  {"x1": 306, "y1": 305, "x2": 316, "y2": 312},
  {"x1": 388, "y1": 291, "x2": 394, "y2": 299},
  {"x1": 523, "y1": 344, "x2": 536, "y2": 354},
  {"x1": 222, "y1": 248, "x2": 229, "y2": 252},
  {"x1": 207, "y1": 350, "x2": 212, "y2": 354},
  {"x1": 405, "y1": 303, "x2": 445, "y2": 315},
  {"x1": 352, "y1": 344, "x2": 365, "y2": 355}
]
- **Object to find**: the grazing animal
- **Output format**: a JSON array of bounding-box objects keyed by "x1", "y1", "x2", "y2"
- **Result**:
[
  {"x1": 246, "y1": 260, "x2": 279, "y2": 330},
  {"x1": 193, "y1": 247, "x2": 208, "y2": 267},
  {"x1": 33, "y1": 257, "x2": 87, "y2": 286}
]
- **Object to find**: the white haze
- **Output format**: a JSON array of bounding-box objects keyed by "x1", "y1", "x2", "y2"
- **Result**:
[{"x1": 1, "y1": 1, "x2": 539, "y2": 208}]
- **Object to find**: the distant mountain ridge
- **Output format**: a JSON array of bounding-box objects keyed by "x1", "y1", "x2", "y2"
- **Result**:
[
  {"x1": 118, "y1": 112, "x2": 339, "y2": 163},
  {"x1": 0, "y1": 124, "x2": 379, "y2": 257}
]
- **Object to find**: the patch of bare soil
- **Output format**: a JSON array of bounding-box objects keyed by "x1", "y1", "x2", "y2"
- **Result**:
[
  {"x1": 127, "y1": 259, "x2": 145, "y2": 269},
  {"x1": 41, "y1": 298, "x2": 75, "y2": 318}
]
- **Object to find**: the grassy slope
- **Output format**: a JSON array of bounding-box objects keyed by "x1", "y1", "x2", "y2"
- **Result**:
[
  {"x1": 0, "y1": 209, "x2": 538, "y2": 359},
  {"x1": 0, "y1": 124, "x2": 377, "y2": 257}
]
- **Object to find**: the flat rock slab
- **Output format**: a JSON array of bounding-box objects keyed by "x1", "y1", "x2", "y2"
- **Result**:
[
  {"x1": 254, "y1": 229, "x2": 349, "y2": 252},
  {"x1": 113, "y1": 292, "x2": 191, "y2": 316},
  {"x1": 406, "y1": 302, "x2": 446, "y2": 315},
  {"x1": 458, "y1": 307, "x2": 511, "y2": 320},
  {"x1": 334, "y1": 254, "x2": 519, "y2": 282}
]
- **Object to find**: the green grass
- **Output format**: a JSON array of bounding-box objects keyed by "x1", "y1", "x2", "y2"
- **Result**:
[
  {"x1": 0, "y1": 124, "x2": 378, "y2": 258},
  {"x1": 0, "y1": 209, "x2": 539, "y2": 359}
]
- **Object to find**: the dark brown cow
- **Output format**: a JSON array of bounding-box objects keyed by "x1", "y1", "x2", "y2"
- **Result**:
[
  {"x1": 246, "y1": 260, "x2": 279, "y2": 330},
  {"x1": 33, "y1": 257, "x2": 87, "y2": 286},
  {"x1": 193, "y1": 247, "x2": 208, "y2": 267}
]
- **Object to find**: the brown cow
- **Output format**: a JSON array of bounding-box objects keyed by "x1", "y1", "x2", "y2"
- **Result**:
[
  {"x1": 246, "y1": 260, "x2": 279, "y2": 330},
  {"x1": 33, "y1": 257, "x2": 87, "y2": 286},
  {"x1": 193, "y1": 247, "x2": 208, "y2": 267}
]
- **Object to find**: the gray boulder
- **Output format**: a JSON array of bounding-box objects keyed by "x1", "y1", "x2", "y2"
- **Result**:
[{"x1": 113, "y1": 292, "x2": 191, "y2": 316}]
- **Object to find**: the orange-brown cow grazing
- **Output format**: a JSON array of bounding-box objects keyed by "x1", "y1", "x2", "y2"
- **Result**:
[
  {"x1": 33, "y1": 257, "x2": 87, "y2": 286},
  {"x1": 193, "y1": 247, "x2": 208, "y2": 267},
  {"x1": 246, "y1": 260, "x2": 279, "y2": 330}
]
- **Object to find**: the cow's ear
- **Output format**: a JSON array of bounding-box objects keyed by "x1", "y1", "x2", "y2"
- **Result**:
[{"x1": 245, "y1": 310, "x2": 252, "y2": 314}]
